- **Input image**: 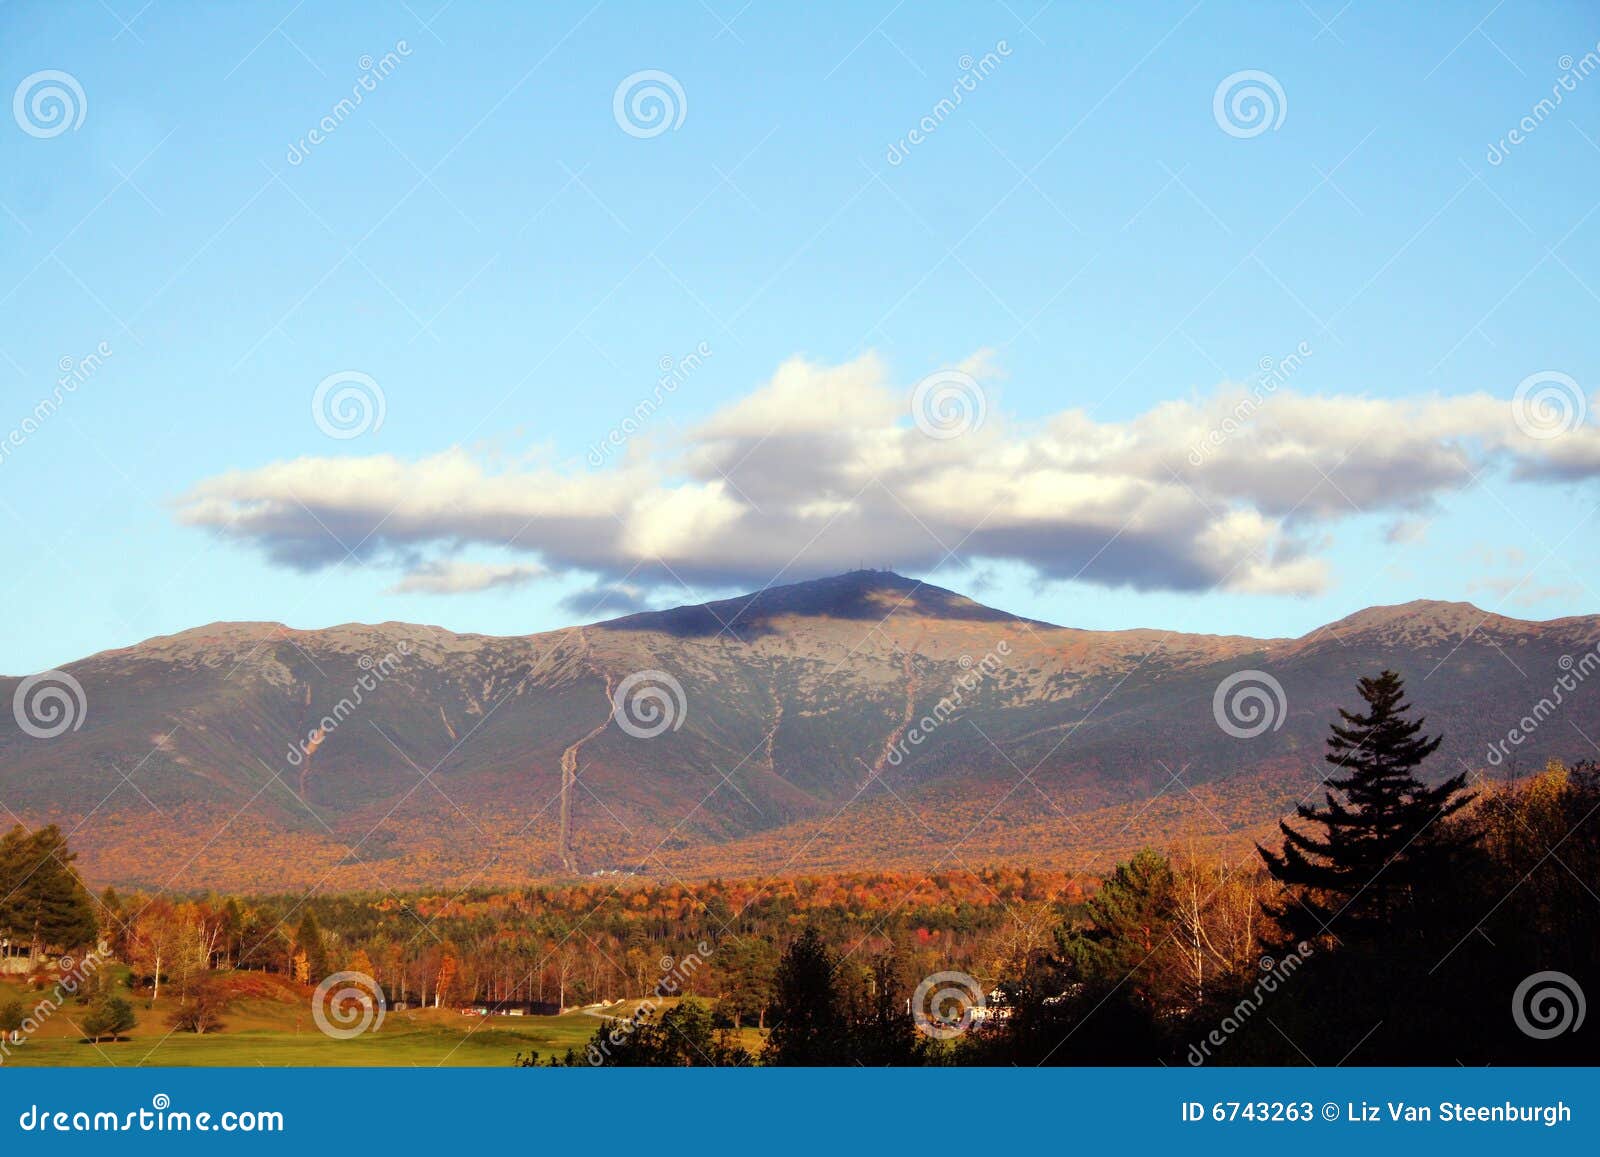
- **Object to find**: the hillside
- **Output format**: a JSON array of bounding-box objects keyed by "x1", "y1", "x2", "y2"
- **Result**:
[{"x1": 1, "y1": 571, "x2": 1595, "y2": 890}]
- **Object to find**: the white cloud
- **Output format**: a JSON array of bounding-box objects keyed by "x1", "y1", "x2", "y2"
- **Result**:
[
  {"x1": 387, "y1": 560, "x2": 548, "y2": 595},
  {"x1": 176, "y1": 352, "x2": 1600, "y2": 599}
]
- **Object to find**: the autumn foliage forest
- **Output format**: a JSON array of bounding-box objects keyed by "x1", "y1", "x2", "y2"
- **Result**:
[{"x1": 3, "y1": 674, "x2": 1598, "y2": 1066}]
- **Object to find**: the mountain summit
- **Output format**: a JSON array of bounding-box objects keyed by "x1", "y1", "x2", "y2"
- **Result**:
[{"x1": 596, "y1": 569, "x2": 1042, "y2": 638}]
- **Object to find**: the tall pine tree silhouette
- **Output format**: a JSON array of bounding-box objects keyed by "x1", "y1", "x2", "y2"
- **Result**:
[
  {"x1": 1259, "y1": 670, "x2": 1476, "y2": 947},
  {"x1": 765, "y1": 928, "x2": 845, "y2": 1065}
]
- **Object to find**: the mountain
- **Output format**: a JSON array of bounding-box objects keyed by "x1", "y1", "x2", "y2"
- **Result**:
[{"x1": 2, "y1": 571, "x2": 1596, "y2": 891}]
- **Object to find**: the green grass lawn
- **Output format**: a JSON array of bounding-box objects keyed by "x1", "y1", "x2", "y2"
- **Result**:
[
  {"x1": 4, "y1": 1013, "x2": 597, "y2": 1067},
  {"x1": 2, "y1": 976, "x2": 766, "y2": 1067}
]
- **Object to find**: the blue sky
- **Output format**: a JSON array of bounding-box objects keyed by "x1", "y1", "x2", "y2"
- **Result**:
[{"x1": 2, "y1": 0, "x2": 1598, "y2": 673}]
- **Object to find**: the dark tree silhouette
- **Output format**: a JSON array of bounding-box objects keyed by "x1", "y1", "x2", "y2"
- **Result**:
[
  {"x1": 839, "y1": 945, "x2": 928, "y2": 1066},
  {"x1": 764, "y1": 928, "x2": 845, "y2": 1065},
  {"x1": 1259, "y1": 670, "x2": 1476, "y2": 948},
  {"x1": 563, "y1": 998, "x2": 750, "y2": 1067},
  {"x1": 293, "y1": 912, "x2": 329, "y2": 980}
]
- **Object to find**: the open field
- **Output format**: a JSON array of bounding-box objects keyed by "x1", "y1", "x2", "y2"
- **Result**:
[{"x1": 1, "y1": 977, "x2": 762, "y2": 1068}]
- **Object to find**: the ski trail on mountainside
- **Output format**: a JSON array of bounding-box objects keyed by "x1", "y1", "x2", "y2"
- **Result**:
[
  {"x1": 558, "y1": 629, "x2": 614, "y2": 873},
  {"x1": 862, "y1": 633, "x2": 923, "y2": 790},
  {"x1": 764, "y1": 681, "x2": 784, "y2": 774}
]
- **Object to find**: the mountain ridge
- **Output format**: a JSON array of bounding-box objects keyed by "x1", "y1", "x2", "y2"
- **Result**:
[
  {"x1": 2, "y1": 572, "x2": 1596, "y2": 890},
  {"x1": 26, "y1": 576, "x2": 1571, "y2": 677}
]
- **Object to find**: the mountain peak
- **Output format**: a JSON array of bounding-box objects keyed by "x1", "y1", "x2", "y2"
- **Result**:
[
  {"x1": 1316, "y1": 599, "x2": 1493, "y2": 635},
  {"x1": 595, "y1": 570, "x2": 1044, "y2": 639},
  {"x1": 1292, "y1": 598, "x2": 1542, "y2": 654}
]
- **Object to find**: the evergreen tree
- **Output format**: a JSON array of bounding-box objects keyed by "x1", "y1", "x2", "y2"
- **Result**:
[
  {"x1": 238, "y1": 905, "x2": 288, "y2": 973},
  {"x1": 218, "y1": 898, "x2": 243, "y2": 968},
  {"x1": 764, "y1": 928, "x2": 845, "y2": 1065},
  {"x1": 1259, "y1": 670, "x2": 1476, "y2": 947},
  {"x1": 98, "y1": 887, "x2": 128, "y2": 960},
  {"x1": 0, "y1": 825, "x2": 99, "y2": 954},
  {"x1": 963, "y1": 849, "x2": 1173, "y2": 1066},
  {"x1": 716, "y1": 938, "x2": 776, "y2": 1029},
  {"x1": 1055, "y1": 848, "x2": 1176, "y2": 1006},
  {"x1": 81, "y1": 994, "x2": 137, "y2": 1042},
  {"x1": 293, "y1": 912, "x2": 329, "y2": 981},
  {"x1": 841, "y1": 945, "x2": 928, "y2": 1066},
  {"x1": 576, "y1": 998, "x2": 750, "y2": 1067}
]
